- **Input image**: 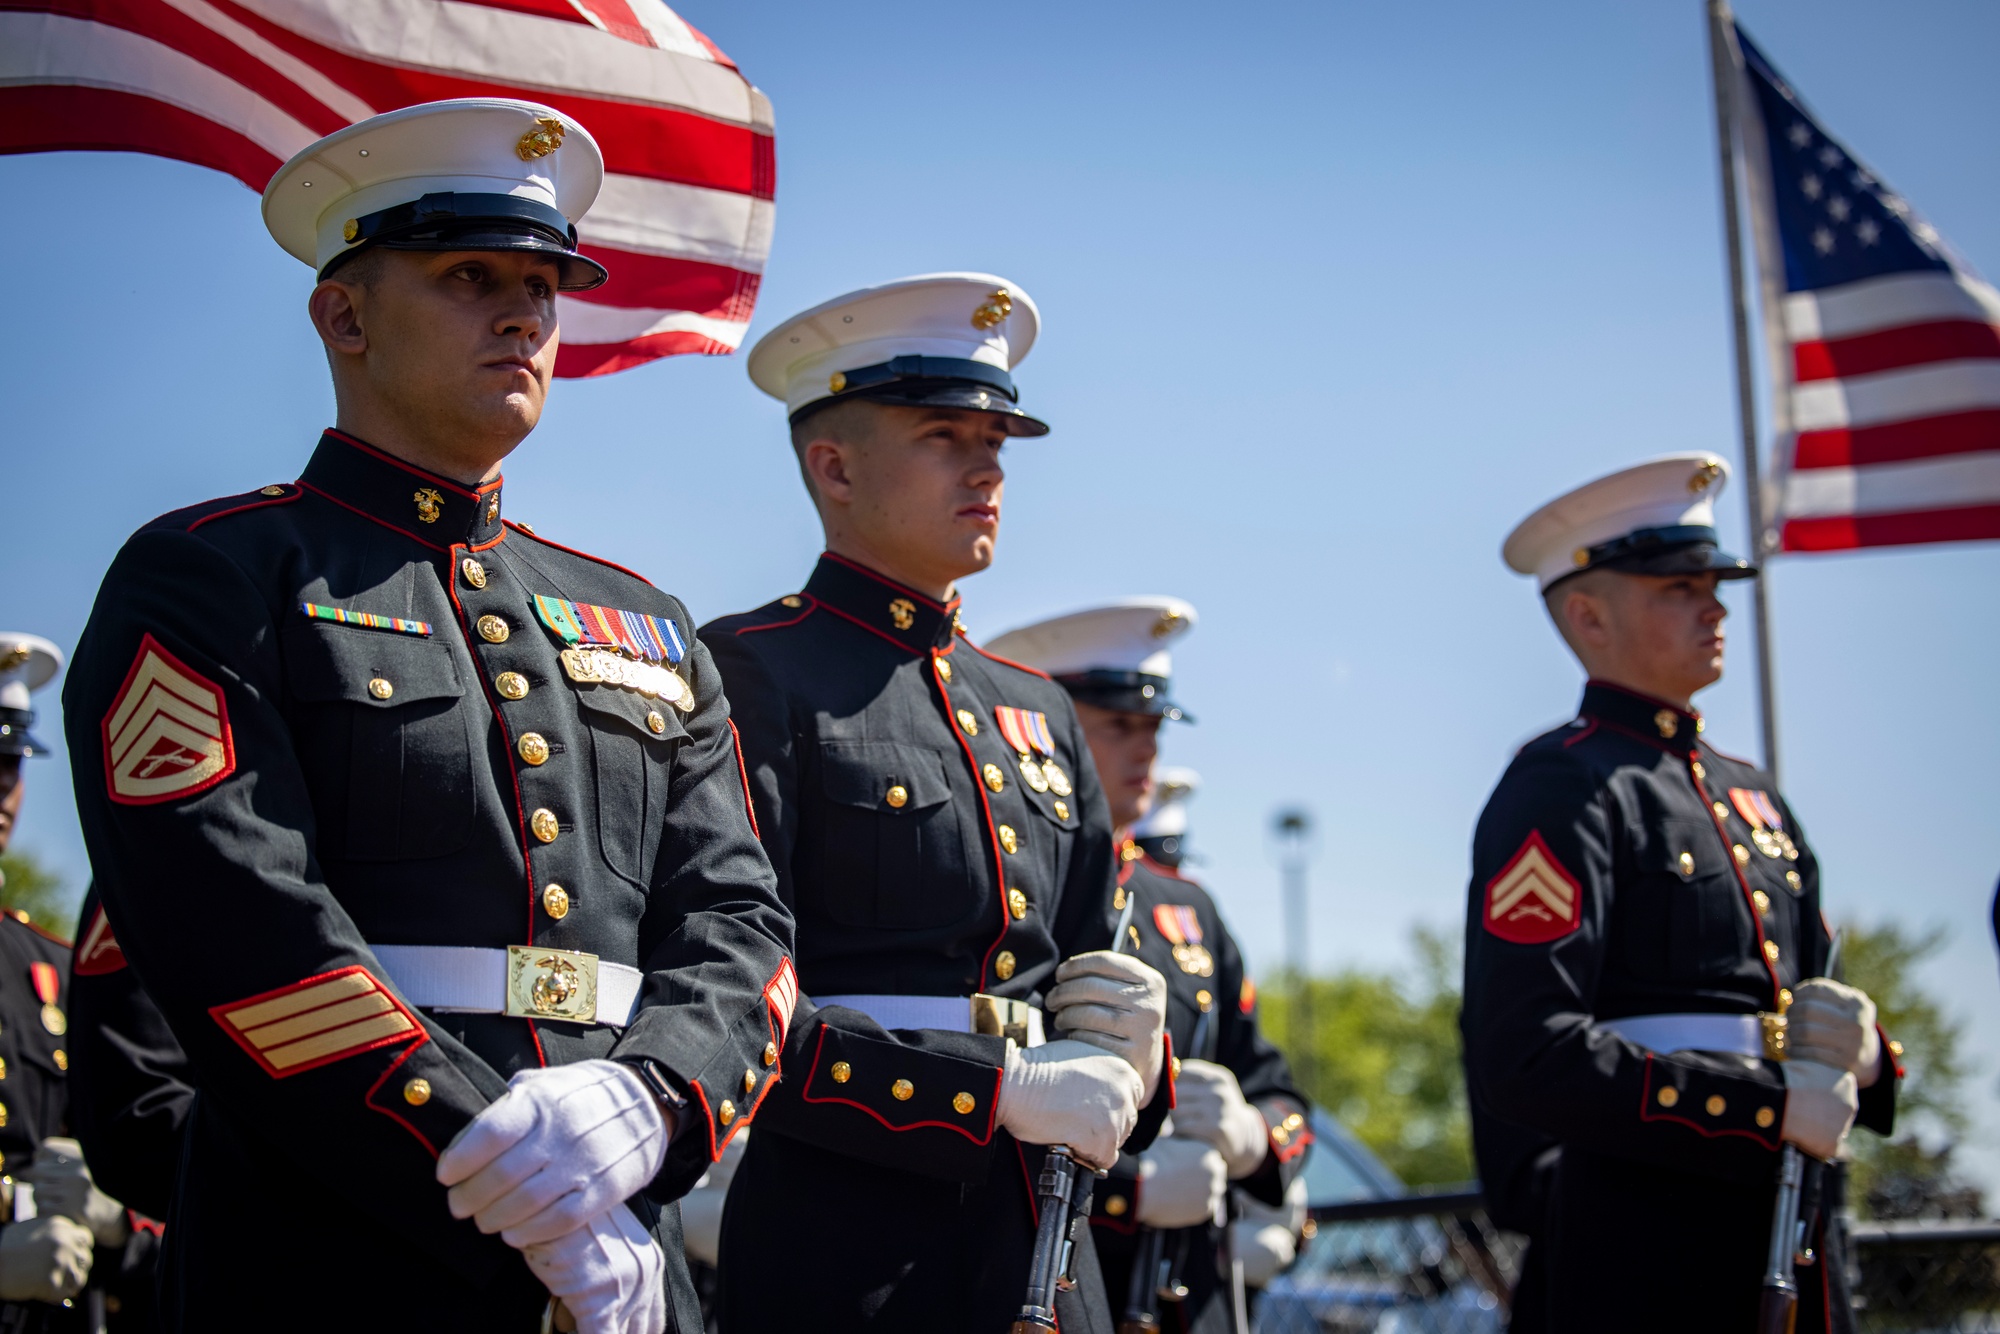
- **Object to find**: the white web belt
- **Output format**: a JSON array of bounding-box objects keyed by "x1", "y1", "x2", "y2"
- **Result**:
[
  {"x1": 1599, "y1": 1012, "x2": 1770, "y2": 1059},
  {"x1": 816, "y1": 994, "x2": 1046, "y2": 1047},
  {"x1": 373, "y1": 945, "x2": 645, "y2": 1029}
]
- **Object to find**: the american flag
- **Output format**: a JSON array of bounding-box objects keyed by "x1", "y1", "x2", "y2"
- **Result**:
[
  {"x1": 1732, "y1": 23, "x2": 2000, "y2": 553},
  {"x1": 0, "y1": 0, "x2": 774, "y2": 377}
]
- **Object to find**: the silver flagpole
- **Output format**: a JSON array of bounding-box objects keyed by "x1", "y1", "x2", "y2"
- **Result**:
[{"x1": 1706, "y1": 0, "x2": 1782, "y2": 782}]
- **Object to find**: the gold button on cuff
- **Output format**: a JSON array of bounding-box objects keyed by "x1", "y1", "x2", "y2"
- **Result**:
[
  {"x1": 542, "y1": 884, "x2": 570, "y2": 920},
  {"x1": 530, "y1": 808, "x2": 560, "y2": 843},
  {"x1": 830, "y1": 1061, "x2": 851, "y2": 1084},
  {"x1": 743, "y1": 1069, "x2": 757, "y2": 1095},
  {"x1": 1678, "y1": 852, "x2": 1694, "y2": 875},
  {"x1": 403, "y1": 1077, "x2": 432, "y2": 1106},
  {"x1": 496, "y1": 671, "x2": 529, "y2": 700},
  {"x1": 1170, "y1": 1056, "x2": 1182, "y2": 1082},
  {"x1": 780, "y1": 595, "x2": 803, "y2": 608},
  {"x1": 1656, "y1": 1086, "x2": 1679, "y2": 1108},
  {"x1": 1121, "y1": 842, "x2": 1142, "y2": 862},
  {"x1": 1755, "y1": 1106, "x2": 1776, "y2": 1128},
  {"x1": 719, "y1": 1099, "x2": 736, "y2": 1126},
  {"x1": 1785, "y1": 871, "x2": 1802, "y2": 890},
  {"x1": 1763, "y1": 940, "x2": 1780, "y2": 961},
  {"x1": 994, "y1": 950, "x2": 1017, "y2": 981},
  {"x1": 886, "y1": 784, "x2": 909, "y2": 809},
  {"x1": 461, "y1": 557, "x2": 488, "y2": 589},
  {"x1": 518, "y1": 732, "x2": 550, "y2": 765},
  {"x1": 646, "y1": 711, "x2": 666, "y2": 734},
  {"x1": 763, "y1": 1042, "x2": 778, "y2": 1066},
  {"x1": 1705, "y1": 1095, "x2": 1726, "y2": 1117},
  {"x1": 998, "y1": 824, "x2": 1018, "y2": 854},
  {"x1": 936, "y1": 658, "x2": 953, "y2": 682},
  {"x1": 368, "y1": 677, "x2": 394, "y2": 700},
  {"x1": 891, "y1": 1079, "x2": 914, "y2": 1102},
  {"x1": 1008, "y1": 888, "x2": 1028, "y2": 920},
  {"x1": 953, "y1": 1092, "x2": 976, "y2": 1115},
  {"x1": 51, "y1": 1051, "x2": 65, "y2": 1072},
  {"x1": 1105, "y1": 1195, "x2": 1129, "y2": 1217},
  {"x1": 957, "y1": 709, "x2": 979, "y2": 735},
  {"x1": 477, "y1": 614, "x2": 510, "y2": 643},
  {"x1": 1053, "y1": 800, "x2": 1069, "y2": 820},
  {"x1": 1752, "y1": 890, "x2": 1771, "y2": 913},
  {"x1": 1734, "y1": 844, "x2": 1751, "y2": 864},
  {"x1": 982, "y1": 763, "x2": 1006, "y2": 793}
]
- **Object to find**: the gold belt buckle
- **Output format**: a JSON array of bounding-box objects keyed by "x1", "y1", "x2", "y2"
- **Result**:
[
  {"x1": 970, "y1": 994, "x2": 1033, "y2": 1047},
  {"x1": 1758, "y1": 1011, "x2": 1788, "y2": 1061},
  {"x1": 506, "y1": 945, "x2": 600, "y2": 1024}
]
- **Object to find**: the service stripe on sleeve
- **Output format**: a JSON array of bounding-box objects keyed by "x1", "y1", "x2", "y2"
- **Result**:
[{"x1": 211, "y1": 966, "x2": 420, "y2": 1078}]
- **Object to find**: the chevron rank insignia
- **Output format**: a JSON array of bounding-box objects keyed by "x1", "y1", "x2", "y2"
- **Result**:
[
  {"x1": 1484, "y1": 831, "x2": 1582, "y2": 944},
  {"x1": 211, "y1": 967, "x2": 420, "y2": 1078},
  {"x1": 74, "y1": 906, "x2": 128, "y2": 977},
  {"x1": 101, "y1": 635, "x2": 235, "y2": 805}
]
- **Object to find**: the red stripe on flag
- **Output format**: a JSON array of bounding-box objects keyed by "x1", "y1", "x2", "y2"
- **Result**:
[
  {"x1": 0, "y1": 85, "x2": 280, "y2": 188},
  {"x1": 1792, "y1": 409, "x2": 2000, "y2": 470},
  {"x1": 568, "y1": 248, "x2": 762, "y2": 322},
  {"x1": 452, "y1": 0, "x2": 598, "y2": 26},
  {"x1": 556, "y1": 328, "x2": 734, "y2": 377},
  {"x1": 1793, "y1": 320, "x2": 2000, "y2": 383},
  {"x1": 1780, "y1": 504, "x2": 2000, "y2": 552}
]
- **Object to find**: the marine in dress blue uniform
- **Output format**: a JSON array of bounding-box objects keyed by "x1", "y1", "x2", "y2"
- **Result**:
[
  {"x1": 1460, "y1": 456, "x2": 1901, "y2": 1333},
  {"x1": 62, "y1": 102, "x2": 792, "y2": 1332},
  {"x1": 989, "y1": 603, "x2": 1313, "y2": 1334}
]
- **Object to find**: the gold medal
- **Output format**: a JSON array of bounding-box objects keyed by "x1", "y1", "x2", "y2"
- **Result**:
[
  {"x1": 40, "y1": 1004, "x2": 65, "y2": 1037},
  {"x1": 1018, "y1": 755, "x2": 1050, "y2": 793},
  {"x1": 1171, "y1": 944, "x2": 1215, "y2": 978},
  {"x1": 1042, "y1": 762, "x2": 1072, "y2": 797}
]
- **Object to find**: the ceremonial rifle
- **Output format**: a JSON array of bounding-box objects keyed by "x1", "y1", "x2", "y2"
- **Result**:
[
  {"x1": 1118, "y1": 1003, "x2": 1215, "y2": 1334},
  {"x1": 1756, "y1": 932, "x2": 1843, "y2": 1334},
  {"x1": 1012, "y1": 893, "x2": 1144, "y2": 1334}
]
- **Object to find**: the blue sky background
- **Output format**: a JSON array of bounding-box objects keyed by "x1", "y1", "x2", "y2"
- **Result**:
[{"x1": 5, "y1": 0, "x2": 1998, "y2": 1188}]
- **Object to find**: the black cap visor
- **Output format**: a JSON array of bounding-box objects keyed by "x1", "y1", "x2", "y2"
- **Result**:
[
  {"x1": 0, "y1": 709, "x2": 46, "y2": 758},
  {"x1": 1055, "y1": 672, "x2": 1193, "y2": 723},
  {"x1": 1550, "y1": 524, "x2": 1757, "y2": 589},
  {"x1": 319, "y1": 192, "x2": 608, "y2": 292},
  {"x1": 791, "y1": 355, "x2": 1049, "y2": 437}
]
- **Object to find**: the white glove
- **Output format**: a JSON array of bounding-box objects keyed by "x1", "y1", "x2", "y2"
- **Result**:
[
  {"x1": 1781, "y1": 1059, "x2": 1859, "y2": 1160},
  {"x1": 0, "y1": 1216, "x2": 93, "y2": 1303},
  {"x1": 1229, "y1": 1177, "x2": 1308, "y2": 1289},
  {"x1": 522, "y1": 1202, "x2": 665, "y2": 1334},
  {"x1": 1046, "y1": 951, "x2": 1168, "y2": 1104},
  {"x1": 1135, "y1": 1137, "x2": 1227, "y2": 1228},
  {"x1": 1788, "y1": 978, "x2": 1882, "y2": 1087},
  {"x1": 26, "y1": 1138, "x2": 128, "y2": 1248},
  {"x1": 680, "y1": 1127, "x2": 748, "y2": 1269},
  {"x1": 1170, "y1": 1061, "x2": 1269, "y2": 1180},
  {"x1": 438, "y1": 1060, "x2": 669, "y2": 1247},
  {"x1": 996, "y1": 1039, "x2": 1142, "y2": 1171}
]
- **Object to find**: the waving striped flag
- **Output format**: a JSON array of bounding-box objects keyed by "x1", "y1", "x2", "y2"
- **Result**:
[
  {"x1": 1732, "y1": 24, "x2": 1999, "y2": 552},
  {"x1": 0, "y1": 0, "x2": 774, "y2": 377}
]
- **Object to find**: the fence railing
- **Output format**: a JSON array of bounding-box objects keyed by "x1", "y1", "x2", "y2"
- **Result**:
[{"x1": 1251, "y1": 1192, "x2": 2000, "y2": 1333}]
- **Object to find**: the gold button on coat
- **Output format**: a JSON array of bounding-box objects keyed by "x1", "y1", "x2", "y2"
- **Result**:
[
  {"x1": 1755, "y1": 1106, "x2": 1776, "y2": 1128},
  {"x1": 719, "y1": 1100, "x2": 736, "y2": 1125},
  {"x1": 891, "y1": 1079, "x2": 914, "y2": 1101},
  {"x1": 1733, "y1": 844, "x2": 1751, "y2": 864},
  {"x1": 1008, "y1": 888, "x2": 1028, "y2": 920},
  {"x1": 831, "y1": 1062, "x2": 851, "y2": 1084},
  {"x1": 781, "y1": 595, "x2": 803, "y2": 608},
  {"x1": 542, "y1": 884, "x2": 570, "y2": 919},
  {"x1": 1105, "y1": 1195, "x2": 1128, "y2": 1217},
  {"x1": 1691, "y1": 761, "x2": 1707, "y2": 780},
  {"x1": 763, "y1": 1042, "x2": 778, "y2": 1067},
  {"x1": 936, "y1": 658, "x2": 952, "y2": 682},
  {"x1": 1752, "y1": 890, "x2": 1771, "y2": 913},
  {"x1": 530, "y1": 808, "x2": 560, "y2": 843},
  {"x1": 994, "y1": 950, "x2": 1016, "y2": 981},
  {"x1": 1705, "y1": 1095, "x2": 1726, "y2": 1116},
  {"x1": 957, "y1": 709, "x2": 979, "y2": 735},
  {"x1": 477, "y1": 615, "x2": 510, "y2": 643},
  {"x1": 743, "y1": 1069, "x2": 757, "y2": 1095},
  {"x1": 0, "y1": 1057, "x2": 8, "y2": 1079},
  {"x1": 1678, "y1": 852, "x2": 1694, "y2": 875},
  {"x1": 461, "y1": 558, "x2": 487, "y2": 589},
  {"x1": 886, "y1": 784, "x2": 909, "y2": 809},
  {"x1": 982, "y1": 763, "x2": 1005, "y2": 793},
  {"x1": 496, "y1": 671, "x2": 529, "y2": 700},
  {"x1": 1196, "y1": 990, "x2": 1213, "y2": 1011},
  {"x1": 404, "y1": 1078, "x2": 432, "y2": 1106},
  {"x1": 1785, "y1": 871, "x2": 1802, "y2": 890},
  {"x1": 1053, "y1": 800, "x2": 1069, "y2": 820},
  {"x1": 1713, "y1": 801, "x2": 1730, "y2": 820},
  {"x1": 518, "y1": 732, "x2": 550, "y2": 765},
  {"x1": 368, "y1": 677, "x2": 393, "y2": 700},
  {"x1": 1779, "y1": 988, "x2": 1794, "y2": 1010},
  {"x1": 1656, "y1": 1087, "x2": 1679, "y2": 1108},
  {"x1": 1763, "y1": 940, "x2": 1780, "y2": 961},
  {"x1": 997, "y1": 825, "x2": 1018, "y2": 854},
  {"x1": 51, "y1": 1051, "x2": 65, "y2": 1072},
  {"x1": 953, "y1": 1092, "x2": 976, "y2": 1115},
  {"x1": 646, "y1": 711, "x2": 666, "y2": 734},
  {"x1": 260, "y1": 485, "x2": 287, "y2": 496}
]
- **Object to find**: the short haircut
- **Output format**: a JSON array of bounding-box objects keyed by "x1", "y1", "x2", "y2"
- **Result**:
[
  {"x1": 1542, "y1": 567, "x2": 1619, "y2": 657},
  {"x1": 788, "y1": 397, "x2": 882, "y2": 499},
  {"x1": 320, "y1": 245, "x2": 390, "y2": 291}
]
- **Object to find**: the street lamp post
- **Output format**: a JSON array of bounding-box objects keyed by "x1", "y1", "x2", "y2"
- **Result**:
[{"x1": 1273, "y1": 808, "x2": 1313, "y2": 1092}]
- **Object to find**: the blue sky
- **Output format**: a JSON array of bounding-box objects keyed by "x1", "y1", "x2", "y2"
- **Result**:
[{"x1": 5, "y1": 0, "x2": 1998, "y2": 1188}]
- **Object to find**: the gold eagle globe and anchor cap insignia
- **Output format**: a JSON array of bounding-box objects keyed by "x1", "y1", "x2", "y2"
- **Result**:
[
  {"x1": 413, "y1": 488, "x2": 444, "y2": 524},
  {"x1": 1502, "y1": 452, "x2": 1758, "y2": 591},
  {"x1": 888, "y1": 598, "x2": 916, "y2": 631},
  {"x1": 515, "y1": 115, "x2": 567, "y2": 161}
]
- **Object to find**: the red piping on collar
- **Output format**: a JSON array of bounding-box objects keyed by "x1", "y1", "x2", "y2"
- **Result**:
[
  {"x1": 297, "y1": 480, "x2": 450, "y2": 553},
  {"x1": 323, "y1": 429, "x2": 498, "y2": 500},
  {"x1": 734, "y1": 595, "x2": 818, "y2": 635},
  {"x1": 820, "y1": 550, "x2": 961, "y2": 614},
  {"x1": 503, "y1": 520, "x2": 653, "y2": 586},
  {"x1": 815, "y1": 599, "x2": 937, "y2": 656},
  {"x1": 185, "y1": 486, "x2": 303, "y2": 533},
  {"x1": 1560, "y1": 718, "x2": 1601, "y2": 748},
  {"x1": 966, "y1": 641, "x2": 1053, "y2": 681}
]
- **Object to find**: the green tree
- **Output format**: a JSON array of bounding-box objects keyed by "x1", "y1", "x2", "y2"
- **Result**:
[
  {"x1": 0, "y1": 849, "x2": 78, "y2": 936},
  {"x1": 1259, "y1": 926, "x2": 1474, "y2": 1187}
]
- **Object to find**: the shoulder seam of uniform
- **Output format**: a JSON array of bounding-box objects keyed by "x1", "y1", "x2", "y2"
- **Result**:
[
  {"x1": 7, "y1": 914, "x2": 73, "y2": 949},
  {"x1": 502, "y1": 520, "x2": 654, "y2": 587},
  {"x1": 1137, "y1": 852, "x2": 1198, "y2": 883},
  {"x1": 141, "y1": 484, "x2": 304, "y2": 535},
  {"x1": 964, "y1": 640, "x2": 1053, "y2": 681},
  {"x1": 727, "y1": 596, "x2": 820, "y2": 636},
  {"x1": 1700, "y1": 742, "x2": 1759, "y2": 767}
]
